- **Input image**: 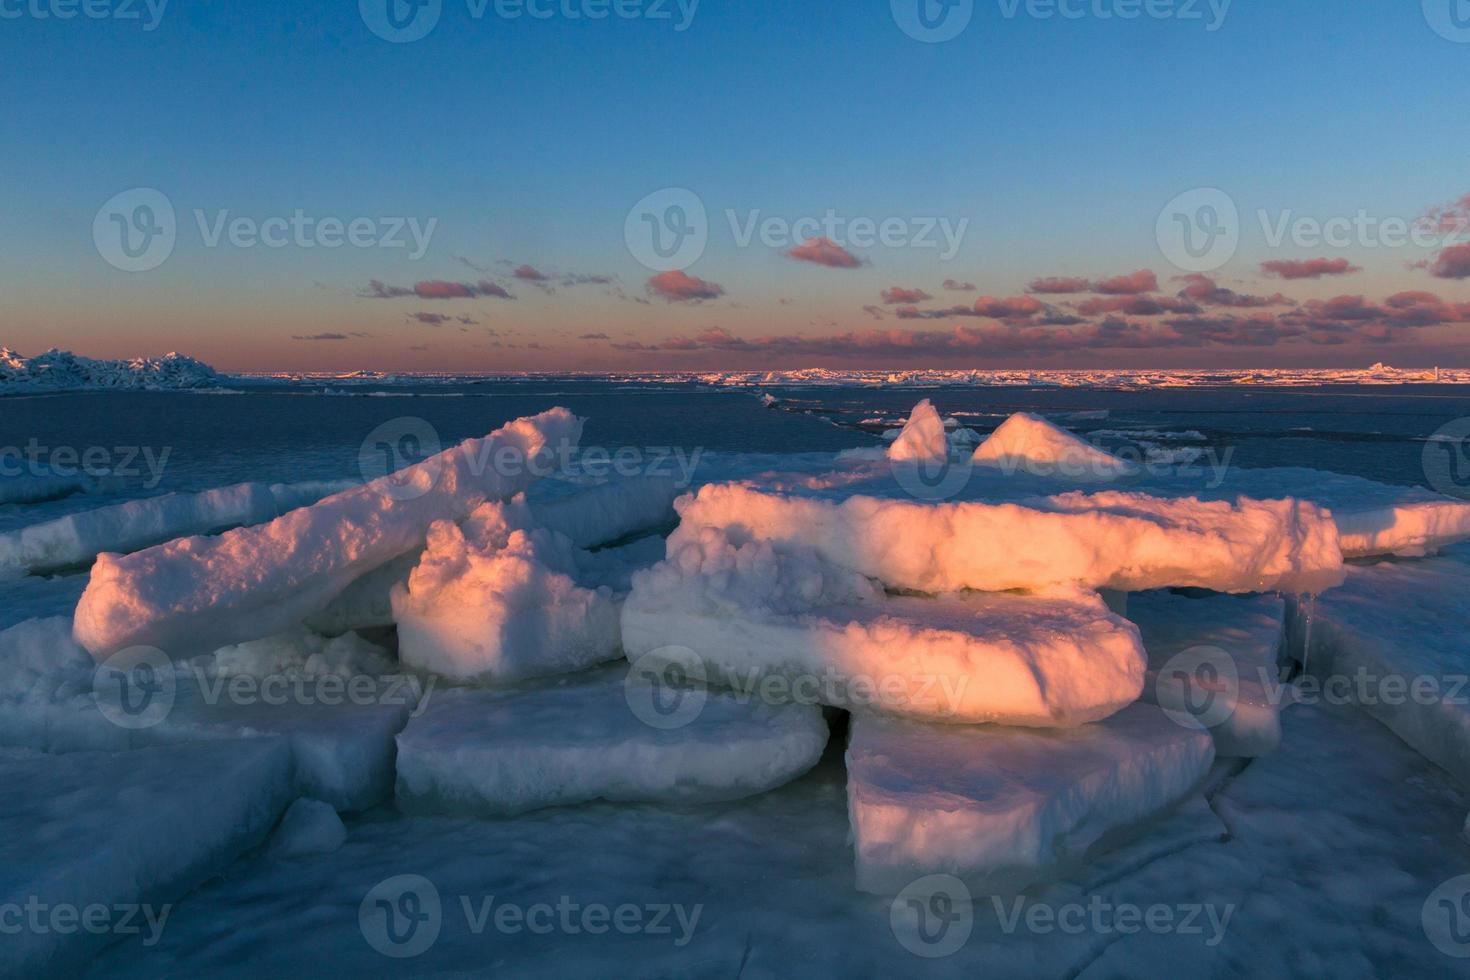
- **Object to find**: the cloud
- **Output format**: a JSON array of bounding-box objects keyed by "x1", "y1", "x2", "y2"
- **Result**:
[
  {"x1": 408, "y1": 312, "x2": 452, "y2": 326},
  {"x1": 881, "y1": 286, "x2": 933, "y2": 305},
  {"x1": 1428, "y1": 242, "x2": 1470, "y2": 280},
  {"x1": 943, "y1": 279, "x2": 977, "y2": 291},
  {"x1": 1074, "y1": 294, "x2": 1201, "y2": 317},
  {"x1": 578, "y1": 332, "x2": 610, "y2": 341},
  {"x1": 1093, "y1": 270, "x2": 1159, "y2": 295},
  {"x1": 646, "y1": 270, "x2": 726, "y2": 303},
  {"x1": 1174, "y1": 274, "x2": 1295, "y2": 309},
  {"x1": 1027, "y1": 276, "x2": 1092, "y2": 294},
  {"x1": 362, "y1": 278, "x2": 514, "y2": 300},
  {"x1": 1260, "y1": 258, "x2": 1362, "y2": 280},
  {"x1": 291, "y1": 332, "x2": 351, "y2": 341},
  {"x1": 513, "y1": 264, "x2": 548, "y2": 281},
  {"x1": 786, "y1": 237, "x2": 863, "y2": 269},
  {"x1": 894, "y1": 295, "x2": 1050, "y2": 325}
]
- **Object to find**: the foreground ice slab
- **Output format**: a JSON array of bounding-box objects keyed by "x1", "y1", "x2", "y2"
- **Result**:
[
  {"x1": 624, "y1": 527, "x2": 1145, "y2": 726},
  {"x1": 393, "y1": 499, "x2": 622, "y2": 684},
  {"x1": 673, "y1": 483, "x2": 1344, "y2": 595},
  {"x1": 396, "y1": 667, "x2": 828, "y2": 815},
  {"x1": 973, "y1": 412, "x2": 1133, "y2": 480},
  {"x1": 1288, "y1": 555, "x2": 1470, "y2": 789},
  {"x1": 529, "y1": 475, "x2": 680, "y2": 549},
  {"x1": 0, "y1": 619, "x2": 419, "y2": 809},
  {"x1": 73, "y1": 409, "x2": 582, "y2": 657},
  {"x1": 1130, "y1": 590, "x2": 1288, "y2": 757},
  {"x1": 0, "y1": 738, "x2": 294, "y2": 976},
  {"x1": 846, "y1": 703, "x2": 1214, "y2": 895}
]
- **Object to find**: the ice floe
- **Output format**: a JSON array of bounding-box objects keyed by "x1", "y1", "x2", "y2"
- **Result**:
[
  {"x1": 886, "y1": 399, "x2": 949, "y2": 464},
  {"x1": 972, "y1": 412, "x2": 1134, "y2": 480}
]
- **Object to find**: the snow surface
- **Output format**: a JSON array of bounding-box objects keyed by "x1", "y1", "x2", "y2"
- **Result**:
[
  {"x1": 393, "y1": 498, "x2": 623, "y2": 684},
  {"x1": 846, "y1": 704, "x2": 1215, "y2": 895},
  {"x1": 886, "y1": 399, "x2": 949, "y2": 464},
  {"x1": 623, "y1": 525, "x2": 1146, "y2": 726},
  {"x1": 0, "y1": 738, "x2": 293, "y2": 976},
  {"x1": 268, "y1": 798, "x2": 347, "y2": 858},
  {"x1": 73, "y1": 409, "x2": 583, "y2": 658},
  {"x1": 972, "y1": 412, "x2": 1134, "y2": 480},
  {"x1": 0, "y1": 348, "x2": 221, "y2": 393},
  {"x1": 395, "y1": 666, "x2": 828, "y2": 815},
  {"x1": 1130, "y1": 590, "x2": 1289, "y2": 758},
  {"x1": 671, "y1": 483, "x2": 1345, "y2": 595}
]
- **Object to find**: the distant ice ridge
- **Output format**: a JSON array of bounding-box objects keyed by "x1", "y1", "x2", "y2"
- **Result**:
[
  {"x1": 73, "y1": 408, "x2": 583, "y2": 658},
  {"x1": 0, "y1": 348, "x2": 220, "y2": 393}
]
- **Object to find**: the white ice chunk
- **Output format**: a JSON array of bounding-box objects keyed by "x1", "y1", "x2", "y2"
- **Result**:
[
  {"x1": 973, "y1": 412, "x2": 1134, "y2": 480},
  {"x1": 1288, "y1": 556, "x2": 1470, "y2": 789},
  {"x1": 268, "y1": 798, "x2": 347, "y2": 858},
  {"x1": 886, "y1": 399, "x2": 949, "y2": 464},
  {"x1": 529, "y1": 475, "x2": 680, "y2": 548},
  {"x1": 672, "y1": 483, "x2": 1344, "y2": 595},
  {"x1": 73, "y1": 409, "x2": 583, "y2": 658},
  {"x1": 1129, "y1": 590, "x2": 1288, "y2": 757},
  {"x1": 0, "y1": 738, "x2": 293, "y2": 975},
  {"x1": 0, "y1": 470, "x2": 96, "y2": 506},
  {"x1": 395, "y1": 667, "x2": 828, "y2": 815},
  {"x1": 846, "y1": 703, "x2": 1214, "y2": 895},
  {"x1": 623, "y1": 527, "x2": 1146, "y2": 726},
  {"x1": 393, "y1": 499, "x2": 622, "y2": 684}
]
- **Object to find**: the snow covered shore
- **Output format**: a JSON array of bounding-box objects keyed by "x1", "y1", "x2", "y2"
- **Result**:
[{"x1": 0, "y1": 349, "x2": 220, "y2": 393}]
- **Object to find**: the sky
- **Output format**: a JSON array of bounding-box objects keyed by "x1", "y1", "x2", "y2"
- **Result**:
[{"x1": 3, "y1": 0, "x2": 1470, "y2": 372}]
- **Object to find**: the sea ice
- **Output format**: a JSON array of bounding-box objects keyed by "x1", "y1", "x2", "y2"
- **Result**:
[
  {"x1": 671, "y1": 483, "x2": 1344, "y2": 595},
  {"x1": 395, "y1": 666, "x2": 828, "y2": 815},
  {"x1": 0, "y1": 738, "x2": 293, "y2": 975},
  {"x1": 528, "y1": 475, "x2": 680, "y2": 548},
  {"x1": 0, "y1": 470, "x2": 97, "y2": 507},
  {"x1": 972, "y1": 412, "x2": 1133, "y2": 480},
  {"x1": 622, "y1": 526, "x2": 1146, "y2": 726},
  {"x1": 393, "y1": 499, "x2": 623, "y2": 684},
  {"x1": 267, "y1": 798, "x2": 347, "y2": 857},
  {"x1": 845, "y1": 703, "x2": 1215, "y2": 895},
  {"x1": 1129, "y1": 590, "x2": 1288, "y2": 757},
  {"x1": 886, "y1": 399, "x2": 949, "y2": 464},
  {"x1": 72, "y1": 409, "x2": 583, "y2": 658}
]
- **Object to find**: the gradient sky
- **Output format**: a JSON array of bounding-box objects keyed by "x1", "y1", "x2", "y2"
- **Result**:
[{"x1": 4, "y1": 0, "x2": 1470, "y2": 372}]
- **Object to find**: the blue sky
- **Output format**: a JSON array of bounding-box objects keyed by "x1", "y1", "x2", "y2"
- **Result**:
[{"x1": 3, "y1": 0, "x2": 1469, "y2": 370}]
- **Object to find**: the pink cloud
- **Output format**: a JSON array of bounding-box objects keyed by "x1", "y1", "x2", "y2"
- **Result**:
[
  {"x1": 1075, "y1": 294, "x2": 1201, "y2": 317},
  {"x1": 363, "y1": 279, "x2": 513, "y2": 300},
  {"x1": 646, "y1": 270, "x2": 726, "y2": 303},
  {"x1": 786, "y1": 237, "x2": 863, "y2": 269},
  {"x1": 1174, "y1": 274, "x2": 1295, "y2": 308},
  {"x1": 942, "y1": 279, "x2": 976, "y2": 291},
  {"x1": 1027, "y1": 276, "x2": 1092, "y2": 294},
  {"x1": 1429, "y1": 242, "x2": 1470, "y2": 280},
  {"x1": 513, "y1": 264, "x2": 548, "y2": 281},
  {"x1": 1093, "y1": 270, "x2": 1159, "y2": 295},
  {"x1": 881, "y1": 286, "x2": 933, "y2": 305},
  {"x1": 1261, "y1": 258, "x2": 1362, "y2": 280}
]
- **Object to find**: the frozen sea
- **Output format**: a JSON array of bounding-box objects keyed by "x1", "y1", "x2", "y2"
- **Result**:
[{"x1": 5, "y1": 379, "x2": 1470, "y2": 978}]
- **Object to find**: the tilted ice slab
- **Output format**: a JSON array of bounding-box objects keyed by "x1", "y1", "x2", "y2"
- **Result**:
[
  {"x1": 0, "y1": 470, "x2": 98, "y2": 507},
  {"x1": 395, "y1": 667, "x2": 828, "y2": 816},
  {"x1": 672, "y1": 483, "x2": 1344, "y2": 595},
  {"x1": 846, "y1": 703, "x2": 1215, "y2": 895},
  {"x1": 0, "y1": 738, "x2": 293, "y2": 976},
  {"x1": 73, "y1": 409, "x2": 583, "y2": 658},
  {"x1": 1129, "y1": 590, "x2": 1288, "y2": 757},
  {"x1": 0, "y1": 480, "x2": 348, "y2": 577},
  {"x1": 623, "y1": 527, "x2": 1146, "y2": 726},
  {"x1": 973, "y1": 411, "x2": 1134, "y2": 480},
  {"x1": 0, "y1": 619, "x2": 419, "y2": 810},
  {"x1": 1287, "y1": 555, "x2": 1470, "y2": 790},
  {"x1": 886, "y1": 399, "x2": 949, "y2": 464},
  {"x1": 528, "y1": 475, "x2": 680, "y2": 549},
  {"x1": 393, "y1": 498, "x2": 622, "y2": 684}
]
